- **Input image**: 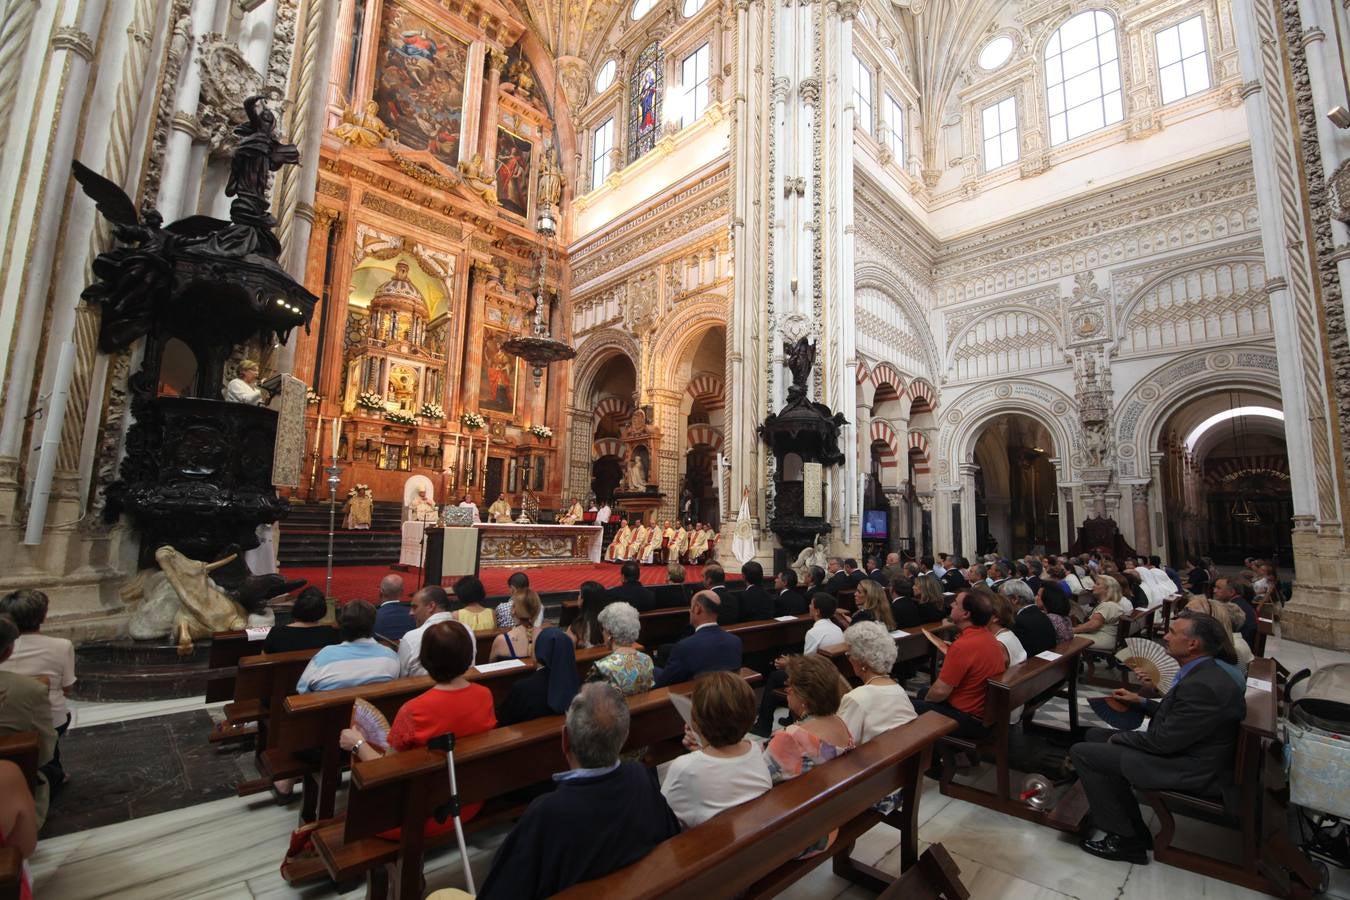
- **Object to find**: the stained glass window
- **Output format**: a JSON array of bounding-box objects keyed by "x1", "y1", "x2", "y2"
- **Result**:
[{"x1": 628, "y1": 43, "x2": 664, "y2": 163}]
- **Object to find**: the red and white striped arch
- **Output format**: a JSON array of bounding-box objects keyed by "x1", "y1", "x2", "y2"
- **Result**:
[
  {"x1": 869, "y1": 362, "x2": 906, "y2": 402},
  {"x1": 869, "y1": 420, "x2": 901, "y2": 469},
  {"x1": 687, "y1": 423, "x2": 724, "y2": 452},
  {"x1": 908, "y1": 378, "x2": 937, "y2": 414},
  {"x1": 908, "y1": 431, "x2": 931, "y2": 475},
  {"x1": 592, "y1": 438, "x2": 626, "y2": 460},
  {"x1": 592, "y1": 396, "x2": 632, "y2": 422},
  {"x1": 686, "y1": 373, "x2": 725, "y2": 411}
]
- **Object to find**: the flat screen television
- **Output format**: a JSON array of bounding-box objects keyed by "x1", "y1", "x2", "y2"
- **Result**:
[{"x1": 862, "y1": 509, "x2": 888, "y2": 540}]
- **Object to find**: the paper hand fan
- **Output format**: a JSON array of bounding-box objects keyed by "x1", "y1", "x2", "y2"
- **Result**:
[
  {"x1": 1115, "y1": 638, "x2": 1180, "y2": 693},
  {"x1": 351, "y1": 698, "x2": 391, "y2": 754}
]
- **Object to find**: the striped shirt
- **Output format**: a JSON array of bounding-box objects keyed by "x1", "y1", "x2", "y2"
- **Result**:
[{"x1": 295, "y1": 638, "x2": 400, "y2": 694}]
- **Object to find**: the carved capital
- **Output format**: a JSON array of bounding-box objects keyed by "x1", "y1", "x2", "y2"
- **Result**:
[
  {"x1": 799, "y1": 77, "x2": 820, "y2": 107},
  {"x1": 51, "y1": 27, "x2": 95, "y2": 60},
  {"x1": 489, "y1": 48, "x2": 509, "y2": 74},
  {"x1": 1130, "y1": 483, "x2": 1150, "y2": 503},
  {"x1": 171, "y1": 111, "x2": 204, "y2": 138}
]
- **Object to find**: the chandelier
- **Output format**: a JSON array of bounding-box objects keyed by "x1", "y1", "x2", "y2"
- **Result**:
[{"x1": 502, "y1": 209, "x2": 575, "y2": 387}]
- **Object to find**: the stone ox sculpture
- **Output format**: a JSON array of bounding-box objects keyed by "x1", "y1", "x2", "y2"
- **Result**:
[{"x1": 123, "y1": 547, "x2": 249, "y2": 654}]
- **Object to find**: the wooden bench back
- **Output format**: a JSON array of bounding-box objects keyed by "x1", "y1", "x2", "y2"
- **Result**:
[
  {"x1": 555, "y1": 713, "x2": 958, "y2": 899},
  {"x1": 988, "y1": 636, "x2": 1093, "y2": 722},
  {"x1": 0, "y1": 732, "x2": 40, "y2": 787},
  {"x1": 206, "y1": 630, "x2": 268, "y2": 701},
  {"x1": 340, "y1": 683, "x2": 698, "y2": 840},
  {"x1": 726, "y1": 615, "x2": 812, "y2": 655}
]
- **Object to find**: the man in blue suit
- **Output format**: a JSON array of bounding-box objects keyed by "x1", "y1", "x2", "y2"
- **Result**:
[
  {"x1": 372, "y1": 574, "x2": 415, "y2": 642},
  {"x1": 653, "y1": 590, "x2": 742, "y2": 687}
]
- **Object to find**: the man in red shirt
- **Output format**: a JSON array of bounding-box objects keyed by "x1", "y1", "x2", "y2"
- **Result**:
[{"x1": 915, "y1": 590, "x2": 1007, "y2": 738}]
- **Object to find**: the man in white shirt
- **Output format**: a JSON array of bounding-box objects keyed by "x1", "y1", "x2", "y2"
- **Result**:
[
  {"x1": 596, "y1": 502, "x2": 612, "y2": 524},
  {"x1": 296, "y1": 600, "x2": 400, "y2": 693},
  {"x1": 751, "y1": 592, "x2": 843, "y2": 735},
  {"x1": 932, "y1": 554, "x2": 949, "y2": 579},
  {"x1": 398, "y1": 585, "x2": 474, "y2": 677}
]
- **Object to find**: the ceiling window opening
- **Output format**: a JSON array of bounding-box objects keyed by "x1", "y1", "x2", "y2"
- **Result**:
[
  {"x1": 679, "y1": 43, "x2": 711, "y2": 127},
  {"x1": 1156, "y1": 15, "x2": 1211, "y2": 104},
  {"x1": 852, "y1": 54, "x2": 873, "y2": 133},
  {"x1": 1045, "y1": 10, "x2": 1123, "y2": 146},
  {"x1": 591, "y1": 118, "x2": 614, "y2": 187},
  {"x1": 982, "y1": 96, "x2": 1019, "y2": 171}
]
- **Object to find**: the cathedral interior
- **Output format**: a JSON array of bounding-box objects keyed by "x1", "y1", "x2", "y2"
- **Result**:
[
  {"x1": 4, "y1": 0, "x2": 1343, "y2": 644},
  {"x1": 1, "y1": 0, "x2": 1350, "y2": 896}
]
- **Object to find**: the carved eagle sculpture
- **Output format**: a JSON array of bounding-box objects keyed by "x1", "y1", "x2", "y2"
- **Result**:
[{"x1": 72, "y1": 160, "x2": 226, "y2": 352}]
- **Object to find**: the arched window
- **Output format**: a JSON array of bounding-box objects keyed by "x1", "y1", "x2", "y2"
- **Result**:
[
  {"x1": 628, "y1": 43, "x2": 664, "y2": 162},
  {"x1": 1044, "y1": 10, "x2": 1122, "y2": 146},
  {"x1": 632, "y1": 0, "x2": 658, "y2": 20},
  {"x1": 681, "y1": 0, "x2": 706, "y2": 16},
  {"x1": 594, "y1": 59, "x2": 616, "y2": 93}
]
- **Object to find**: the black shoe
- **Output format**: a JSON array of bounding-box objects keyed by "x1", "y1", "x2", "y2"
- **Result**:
[{"x1": 1079, "y1": 832, "x2": 1149, "y2": 864}]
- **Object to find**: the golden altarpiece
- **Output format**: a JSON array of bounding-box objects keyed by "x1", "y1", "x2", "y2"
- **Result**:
[{"x1": 289, "y1": 0, "x2": 573, "y2": 510}]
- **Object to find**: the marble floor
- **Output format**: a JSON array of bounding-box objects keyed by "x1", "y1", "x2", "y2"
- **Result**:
[{"x1": 27, "y1": 632, "x2": 1350, "y2": 900}]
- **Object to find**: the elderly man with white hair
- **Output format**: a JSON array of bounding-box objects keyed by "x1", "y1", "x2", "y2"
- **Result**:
[
  {"x1": 837, "y1": 621, "x2": 916, "y2": 742},
  {"x1": 585, "y1": 602, "x2": 655, "y2": 695},
  {"x1": 1002, "y1": 578, "x2": 1058, "y2": 657},
  {"x1": 478, "y1": 683, "x2": 680, "y2": 898}
]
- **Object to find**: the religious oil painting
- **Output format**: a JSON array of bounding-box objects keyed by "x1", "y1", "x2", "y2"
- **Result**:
[
  {"x1": 373, "y1": 2, "x2": 469, "y2": 169},
  {"x1": 494, "y1": 127, "x2": 534, "y2": 217},
  {"x1": 479, "y1": 326, "x2": 518, "y2": 415}
]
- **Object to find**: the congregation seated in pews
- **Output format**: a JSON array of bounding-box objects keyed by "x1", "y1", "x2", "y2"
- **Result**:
[{"x1": 177, "y1": 548, "x2": 1321, "y2": 898}]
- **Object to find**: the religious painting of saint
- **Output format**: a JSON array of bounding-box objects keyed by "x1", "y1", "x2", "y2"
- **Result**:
[
  {"x1": 479, "y1": 327, "x2": 517, "y2": 415},
  {"x1": 628, "y1": 43, "x2": 664, "y2": 162},
  {"x1": 372, "y1": 3, "x2": 469, "y2": 169},
  {"x1": 494, "y1": 127, "x2": 533, "y2": 217}
]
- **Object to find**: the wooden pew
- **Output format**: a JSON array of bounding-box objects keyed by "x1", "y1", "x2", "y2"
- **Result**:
[
  {"x1": 727, "y1": 615, "x2": 812, "y2": 655},
  {"x1": 1141, "y1": 658, "x2": 1321, "y2": 896},
  {"x1": 637, "y1": 606, "x2": 692, "y2": 647},
  {"x1": 0, "y1": 732, "x2": 38, "y2": 900},
  {"x1": 231, "y1": 647, "x2": 322, "y2": 793},
  {"x1": 268, "y1": 644, "x2": 617, "y2": 835},
  {"x1": 937, "y1": 637, "x2": 1094, "y2": 831},
  {"x1": 558, "y1": 581, "x2": 740, "y2": 627},
  {"x1": 0, "y1": 732, "x2": 39, "y2": 788},
  {"x1": 0, "y1": 732, "x2": 36, "y2": 900},
  {"x1": 1254, "y1": 614, "x2": 1275, "y2": 658},
  {"x1": 311, "y1": 669, "x2": 765, "y2": 899},
  {"x1": 557, "y1": 713, "x2": 962, "y2": 900},
  {"x1": 205, "y1": 629, "x2": 269, "y2": 702}
]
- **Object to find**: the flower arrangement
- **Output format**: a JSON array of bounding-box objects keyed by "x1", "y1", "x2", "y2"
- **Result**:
[
  {"x1": 306, "y1": 389, "x2": 322, "y2": 405},
  {"x1": 461, "y1": 411, "x2": 486, "y2": 429},
  {"x1": 420, "y1": 402, "x2": 445, "y2": 420},
  {"x1": 385, "y1": 410, "x2": 418, "y2": 426},
  {"x1": 528, "y1": 424, "x2": 553, "y2": 439},
  {"x1": 356, "y1": 391, "x2": 384, "y2": 411}
]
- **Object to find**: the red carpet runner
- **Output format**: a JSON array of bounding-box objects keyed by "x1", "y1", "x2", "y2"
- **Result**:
[{"x1": 278, "y1": 562, "x2": 708, "y2": 601}]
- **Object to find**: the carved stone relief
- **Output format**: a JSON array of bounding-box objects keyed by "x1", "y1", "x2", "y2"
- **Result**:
[{"x1": 196, "y1": 35, "x2": 267, "y2": 157}]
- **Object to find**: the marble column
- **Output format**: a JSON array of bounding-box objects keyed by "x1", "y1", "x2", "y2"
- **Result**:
[
  {"x1": 479, "y1": 48, "x2": 507, "y2": 161},
  {"x1": 1234, "y1": 0, "x2": 1350, "y2": 647},
  {"x1": 0, "y1": 3, "x2": 108, "y2": 520},
  {"x1": 649, "y1": 388, "x2": 682, "y2": 523},
  {"x1": 958, "y1": 463, "x2": 978, "y2": 561},
  {"x1": 1130, "y1": 483, "x2": 1152, "y2": 556}
]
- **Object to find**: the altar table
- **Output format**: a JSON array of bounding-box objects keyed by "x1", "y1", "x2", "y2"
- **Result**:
[{"x1": 474, "y1": 523, "x2": 604, "y2": 567}]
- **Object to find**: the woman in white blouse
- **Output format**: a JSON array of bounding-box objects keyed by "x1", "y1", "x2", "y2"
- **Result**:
[
  {"x1": 837, "y1": 621, "x2": 916, "y2": 742},
  {"x1": 661, "y1": 671, "x2": 771, "y2": 828},
  {"x1": 222, "y1": 359, "x2": 264, "y2": 405}
]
